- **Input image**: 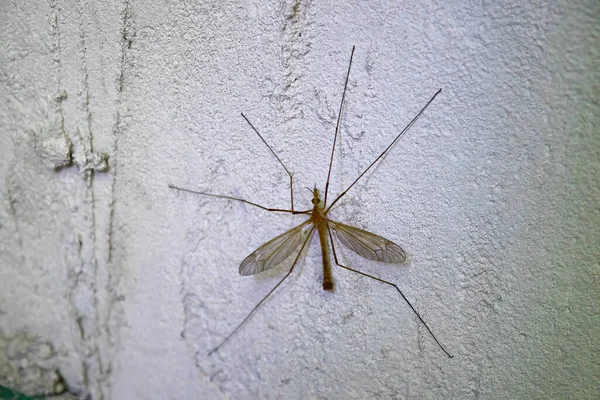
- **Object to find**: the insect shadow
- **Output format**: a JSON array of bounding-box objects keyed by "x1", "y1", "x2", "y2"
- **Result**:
[{"x1": 169, "y1": 46, "x2": 453, "y2": 358}]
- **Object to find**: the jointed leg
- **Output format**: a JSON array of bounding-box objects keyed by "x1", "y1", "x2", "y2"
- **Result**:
[
  {"x1": 241, "y1": 113, "x2": 296, "y2": 211},
  {"x1": 168, "y1": 184, "x2": 311, "y2": 215},
  {"x1": 324, "y1": 46, "x2": 355, "y2": 207},
  {"x1": 327, "y1": 227, "x2": 453, "y2": 358},
  {"x1": 325, "y1": 89, "x2": 443, "y2": 213},
  {"x1": 208, "y1": 227, "x2": 315, "y2": 355}
]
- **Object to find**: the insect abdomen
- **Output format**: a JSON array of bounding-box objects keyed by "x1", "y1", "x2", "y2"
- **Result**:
[{"x1": 317, "y1": 223, "x2": 333, "y2": 291}]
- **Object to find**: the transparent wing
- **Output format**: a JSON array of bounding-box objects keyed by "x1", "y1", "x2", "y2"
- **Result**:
[
  {"x1": 328, "y1": 220, "x2": 406, "y2": 263},
  {"x1": 239, "y1": 220, "x2": 312, "y2": 276}
]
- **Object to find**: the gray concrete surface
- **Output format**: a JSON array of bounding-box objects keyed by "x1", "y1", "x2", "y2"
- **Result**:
[{"x1": 1, "y1": 0, "x2": 598, "y2": 399}]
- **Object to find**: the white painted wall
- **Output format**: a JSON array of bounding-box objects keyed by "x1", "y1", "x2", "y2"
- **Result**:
[{"x1": 1, "y1": 1, "x2": 598, "y2": 399}]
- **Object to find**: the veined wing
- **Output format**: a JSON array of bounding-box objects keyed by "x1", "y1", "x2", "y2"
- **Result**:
[
  {"x1": 328, "y1": 220, "x2": 406, "y2": 263},
  {"x1": 239, "y1": 220, "x2": 312, "y2": 276}
]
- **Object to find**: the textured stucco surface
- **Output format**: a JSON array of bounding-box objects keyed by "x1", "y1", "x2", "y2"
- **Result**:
[{"x1": 1, "y1": 0, "x2": 599, "y2": 399}]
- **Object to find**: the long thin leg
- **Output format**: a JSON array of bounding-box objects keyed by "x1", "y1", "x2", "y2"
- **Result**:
[
  {"x1": 241, "y1": 112, "x2": 296, "y2": 211},
  {"x1": 324, "y1": 46, "x2": 355, "y2": 207},
  {"x1": 209, "y1": 227, "x2": 316, "y2": 355},
  {"x1": 168, "y1": 184, "x2": 311, "y2": 215},
  {"x1": 327, "y1": 226, "x2": 453, "y2": 358},
  {"x1": 326, "y1": 89, "x2": 442, "y2": 213}
]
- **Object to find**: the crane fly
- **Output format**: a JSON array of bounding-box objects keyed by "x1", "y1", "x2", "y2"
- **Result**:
[{"x1": 169, "y1": 46, "x2": 453, "y2": 358}]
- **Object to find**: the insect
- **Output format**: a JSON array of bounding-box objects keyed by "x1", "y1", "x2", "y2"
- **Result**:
[{"x1": 169, "y1": 46, "x2": 453, "y2": 358}]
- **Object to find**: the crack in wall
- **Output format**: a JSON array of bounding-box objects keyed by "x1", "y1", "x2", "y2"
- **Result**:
[
  {"x1": 278, "y1": 0, "x2": 314, "y2": 122},
  {"x1": 73, "y1": 1, "x2": 107, "y2": 397},
  {"x1": 102, "y1": 1, "x2": 135, "y2": 398},
  {"x1": 108, "y1": 0, "x2": 134, "y2": 263},
  {"x1": 47, "y1": 3, "x2": 92, "y2": 396},
  {"x1": 44, "y1": 1, "x2": 110, "y2": 398},
  {"x1": 5, "y1": 176, "x2": 23, "y2": 250},
  {"x1": 51, "y1": 7, "x2": 70, "y2": 160}
]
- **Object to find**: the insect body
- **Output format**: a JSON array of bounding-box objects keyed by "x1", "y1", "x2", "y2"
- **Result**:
[
  {"x1": 169, "y1": 46, "x2": 453, "y2": 358},
  {"x1": 311, "y1": 189, "x2": 335, "y2": 290},
  {"x1": 248, "y1": 187, "x2": 406, "y2": 291}
]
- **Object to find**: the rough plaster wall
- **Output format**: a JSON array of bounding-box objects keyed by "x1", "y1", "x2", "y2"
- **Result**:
[{"x1": 1, "y1": 0, "x2": 598, "y2": 399}]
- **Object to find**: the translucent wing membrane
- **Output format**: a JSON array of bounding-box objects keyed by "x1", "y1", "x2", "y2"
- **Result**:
[
  {"x1": 239, "y1": 220, "x2": 312, "y2": 276},
  {"x1": 328, "y1": 220, "x2": 406, "y2": 263}
]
